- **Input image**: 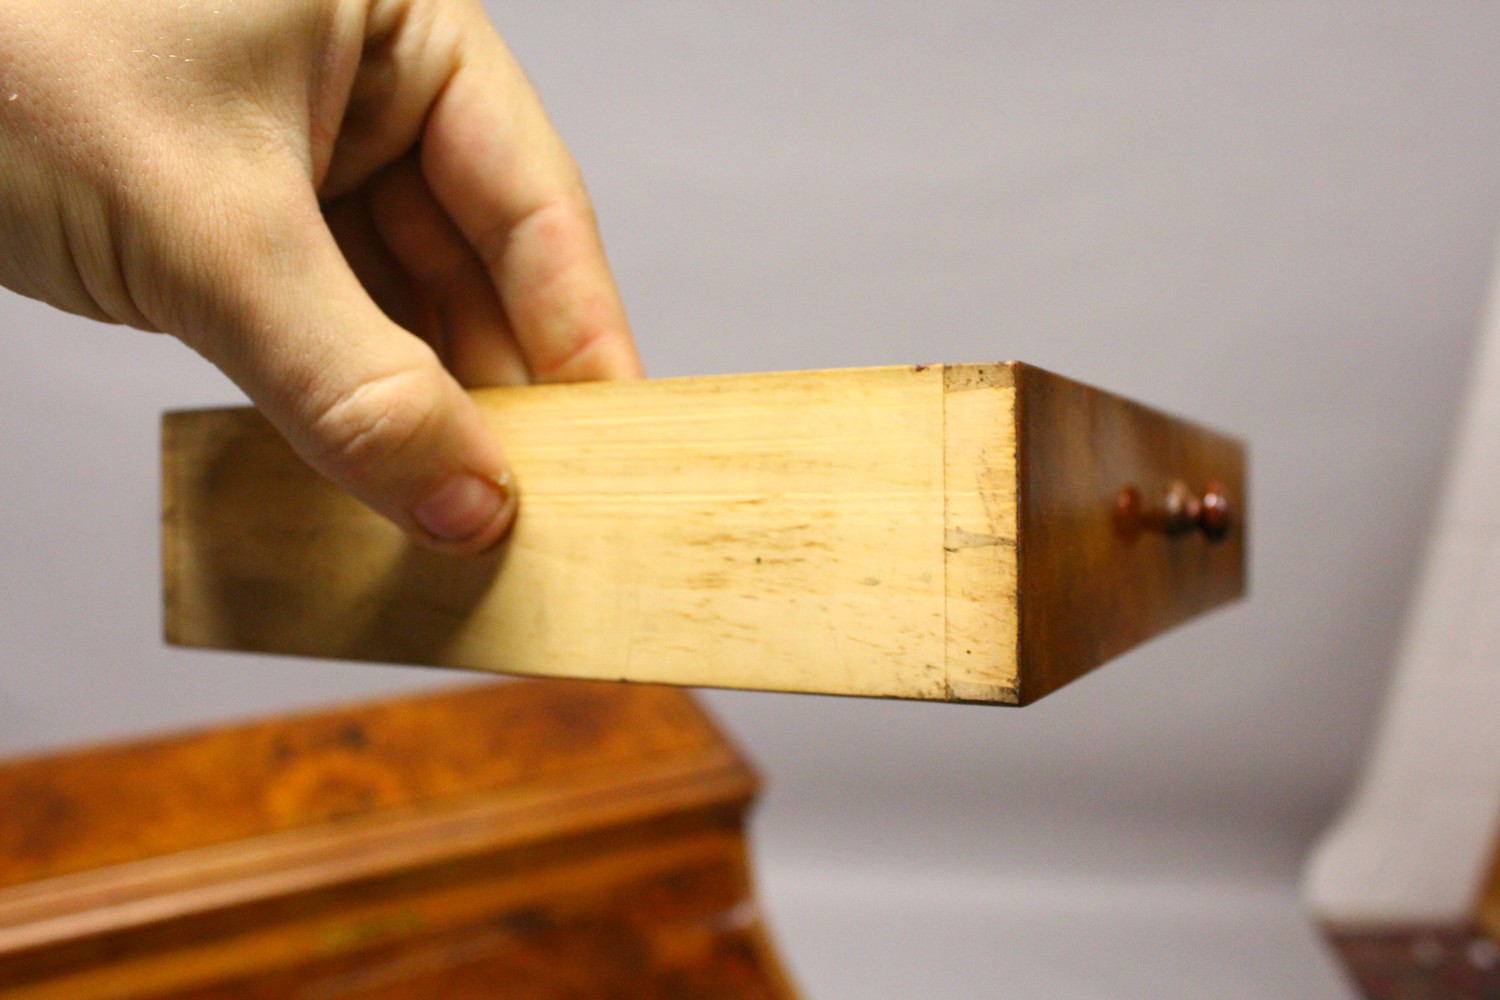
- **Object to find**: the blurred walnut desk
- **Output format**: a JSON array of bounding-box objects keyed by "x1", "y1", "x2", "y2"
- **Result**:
[{"x1": 0, "y1": 680, "x2": 798, "y2": 999}]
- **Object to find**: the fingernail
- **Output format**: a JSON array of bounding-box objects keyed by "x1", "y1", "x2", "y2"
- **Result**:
[{"x1": 411, "y1": 472, "x2": 512, "y2": 543}]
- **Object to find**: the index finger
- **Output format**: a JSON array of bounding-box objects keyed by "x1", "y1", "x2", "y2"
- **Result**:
[{"x1": 417, "y1": 2, "x2": 642, "y2": 384}]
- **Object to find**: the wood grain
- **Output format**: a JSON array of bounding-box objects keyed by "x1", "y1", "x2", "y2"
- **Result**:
[
  {"x1": 0, "y1": 682, "x2": 723, "y2": 892},
  {"x1": 942, "y1": 364, "x2": 1020, "y2": 702},
  {"x1": 0, "y1": 681, "x2": 798, "y2": 999},
  {"x1": 163, "y1": 362, "x2": 1245, "y2": 704}
]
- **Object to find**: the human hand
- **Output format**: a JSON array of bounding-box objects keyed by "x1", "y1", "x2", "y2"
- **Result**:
[{"x1": 0, "y1": 0, "x2": 641, "y2": 553}]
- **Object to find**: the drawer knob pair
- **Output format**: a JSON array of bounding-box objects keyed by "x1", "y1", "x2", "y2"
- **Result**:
[{"x1": 1115, "y1": 481, "x2": 1232, "y2": 542}]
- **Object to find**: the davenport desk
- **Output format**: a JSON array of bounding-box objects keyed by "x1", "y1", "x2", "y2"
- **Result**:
[{"x1": 0, "y1": 681, "x2": 798, "y2": 999}]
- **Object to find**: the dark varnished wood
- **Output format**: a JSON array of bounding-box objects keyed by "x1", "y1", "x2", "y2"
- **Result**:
[
  {"x1": 1014, "y1": 364, "x2": 1247, "y2": 703},
  {"x1": 1480, "y1": 830, "x2": 1500, "y2": 946},
  {"x1": 0, "y1": 681, "x2": 798, "y2": 999},
  {"x1": 1323, "y1": 925, "x2": 1500, "y2": 999}
]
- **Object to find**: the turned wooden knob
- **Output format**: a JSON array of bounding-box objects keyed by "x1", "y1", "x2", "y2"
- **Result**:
[{"x1": 1115, "y1": 481, "x2": 1231, "y2": 542}]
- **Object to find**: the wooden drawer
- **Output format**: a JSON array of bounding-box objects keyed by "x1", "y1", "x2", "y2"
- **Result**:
[{"x1": 163, "y1": 363, "x2": 1245, "y2": 705}]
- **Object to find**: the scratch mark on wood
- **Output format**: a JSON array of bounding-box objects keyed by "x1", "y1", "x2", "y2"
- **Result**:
[{"x1": 943, "y1": 528, "x2": 1016, "y2": 552}]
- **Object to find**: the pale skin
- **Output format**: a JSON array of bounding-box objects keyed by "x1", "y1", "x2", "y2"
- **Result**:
[{"x1": 0, "y1": 0, "x2": 643, "y2": 553}]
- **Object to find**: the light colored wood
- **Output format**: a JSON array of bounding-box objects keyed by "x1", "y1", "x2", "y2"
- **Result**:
[
  {"x1": 163, "y1": 362, "x2": 1247, "y2": 704},
  {"x1": 164, "y1": 365, "x2": 1020, "y2": 702},
  {"x1": 942, "y1": 364, "x2": 1020, "y2": 702}
]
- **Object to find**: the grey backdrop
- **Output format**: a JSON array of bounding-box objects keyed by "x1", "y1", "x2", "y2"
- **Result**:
[{"x1": 4, "y1": 4, "x2": 1499, "y2": 996}]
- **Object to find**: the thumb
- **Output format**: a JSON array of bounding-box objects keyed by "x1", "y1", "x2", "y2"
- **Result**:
[{"x1": 175, "y1": 195, "x2": 517, "y2": 555}]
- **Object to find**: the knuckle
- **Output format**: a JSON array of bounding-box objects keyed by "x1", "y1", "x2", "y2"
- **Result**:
[
  {"x1": 306, "y1": 359, "x2": 443, "y2": 491},
  {"x1": 531, "y1": 310, "x2": 613, "y2": 381}
]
